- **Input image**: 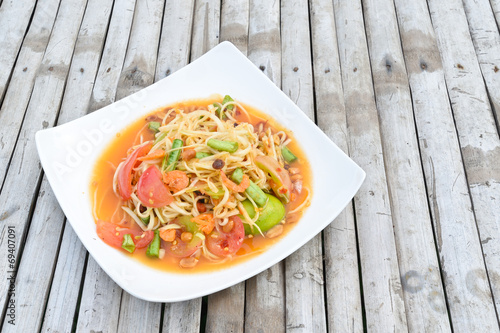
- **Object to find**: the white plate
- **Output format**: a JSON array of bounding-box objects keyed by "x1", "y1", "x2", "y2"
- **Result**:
[{"x1": 36, "y1": 41, "x2": 365, "y2": 302}]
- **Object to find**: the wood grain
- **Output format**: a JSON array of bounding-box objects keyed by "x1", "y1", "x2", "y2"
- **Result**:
[
  {"x1": 333, "y1": 0, "x2": 408, "y2": 330},
  {"x1": 0, "y1": 0, "x2": 88, "y2": 320},
  {"x1": 396, "y1": 0, "x2": 499, "y2": 329},
  {"x1": 0, "y1": 0, "x2": 36, "y2": 102},
  {"x1": 361, "y1": 0, "x2": 451, "y2": 330},
  {"x1": 244, "y1": 1, "x2": 285, "y2": 332},
  {"x1": 309, "y1": 0, "x2": 363, "y2": 330}
]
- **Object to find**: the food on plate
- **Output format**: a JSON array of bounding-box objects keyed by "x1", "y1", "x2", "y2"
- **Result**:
[{"x1": 91, "y1": 96, "x2": 311, "y2": 271}]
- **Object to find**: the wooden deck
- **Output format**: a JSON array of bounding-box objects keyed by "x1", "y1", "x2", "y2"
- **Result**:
[{"x1": 1, "y1": 0, "x2": 500, "y2": 331}]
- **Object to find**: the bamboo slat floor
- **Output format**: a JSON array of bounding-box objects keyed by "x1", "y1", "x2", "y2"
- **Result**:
[{"x1": 1, "y1": 0, "x2": 499, "y2": 332}]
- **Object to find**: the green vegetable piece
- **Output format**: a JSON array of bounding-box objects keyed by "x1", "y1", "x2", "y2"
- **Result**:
[
  {"x1": 222, "y1": 95, "x2": 234, "y2": 111},
  {"x1": 231, "y1": 168, "x2": 268, "y2": 207},
  {"x1": 162, "y1": 139, "x2": 183, "y2": 171},
  {"x1": 140, "y1": 216, "x2": 150, "y2": 225},
  {"x1": 154, "y1": 132, "x2": 167, "y2": 145},
  {"x1": 203, "y1": 188, "x2": 225, "y2": 199},
  {"x1": 146, "y1": 230, "x2": 161, "y2": 257},
  {"x1": 195, "y1": 152, "x2": 212, "y2": 159},
  {"x1": 281, "y1": 146, "x2": 297, "y2": 163},
  {"x1": 207, "y1": 139, "x2": 238, "y2": 153},
  {"x1": 148, "y1": 121, "x2": 161, "y2": 133},
  {"x1": 176, "y1": 215, "x2": 200, "y2": 234},
  {"x1": 240, "y1": 194, "x2": 285, "y2": 235},
  {"x1": 122, "y1": 234, "x2": 136, "y2": 253}
]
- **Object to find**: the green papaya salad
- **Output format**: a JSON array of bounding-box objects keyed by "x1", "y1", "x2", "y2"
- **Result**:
[{"x1": 92, "y1": 96, "x2": 311, "y2": 269}]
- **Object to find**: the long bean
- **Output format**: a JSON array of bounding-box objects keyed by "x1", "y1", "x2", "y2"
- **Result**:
[
  {"x1": 162, "y1": 139, "x2": 183, "y2": 171},
  {"x1": 207, "y1": 138, "x2": 238, "y2": 153},
  {"x1": 231, "y1": 168, "x2": 268, "y2": 207},
  {"x1": 195, "y1": 152, "x2": 212, "y2": 159}
]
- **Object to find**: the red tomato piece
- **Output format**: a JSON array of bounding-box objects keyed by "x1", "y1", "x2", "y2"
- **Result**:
[
  {"x1": 206, "y1": 216, "x2": 245, "y2": 256},
  {"x1": 118, "y1": 143, "x2": 152, "y2": 200},
  {"x1": 96, "y1": 220, "x2": 153, "y2": 249},
  {"x1": 137, "y1": 165, "x2": 173, "y2": 207}
]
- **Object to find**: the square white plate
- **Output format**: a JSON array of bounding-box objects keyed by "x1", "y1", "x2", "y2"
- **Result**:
[{"x1": 36, "y1": 41, "x2": 365, "y2": 302}]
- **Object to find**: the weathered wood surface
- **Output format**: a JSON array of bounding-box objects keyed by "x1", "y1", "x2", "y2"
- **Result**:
[
  {"x1": 309, "y1": 0, "x2": 363, "y2": 331},
  {"x1": 2, "y1": 0, "x2": 500, "y2": 331},
  {"x1": 333, "y1": 0, "x2": 408, "y2": 331},
  {"x1": 361, "y1": 0, "x2": 450, "y2": 330}
]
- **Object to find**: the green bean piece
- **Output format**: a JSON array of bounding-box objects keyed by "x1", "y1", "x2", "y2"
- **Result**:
[
  {"x1": 281, "y1": 146, "x2": 297, "y2": 163},
  {"x1": 222, "y1": 95, "x2": 234, "y2": 110},
  {"x1": 146, "y1": 230, "x2": 160, "y2": 258},
  {"x1": 122, "y1": 234, "x2": 136, "y2": 253},
  {"x1": 140, "y1": 216, "x2": 150, "y2": 225},
  {"x1": 153, "y1": 132, "x2": 167, "y2": 145},
  {"x1": 231, "y1": 168, "x2": 268, "y2": 207},
  {"x1": 195, "y1": 152, "x2": 212, "y2": 159},
  {"x1": 207, "y1": 138, "x2": 238, "y2": 153},
  {"x1": 148, "y1": 121, "x2": 161, "y2": 133},
  {"x1": 162, "y1": 139, "x2": 183, "y2": 171}
]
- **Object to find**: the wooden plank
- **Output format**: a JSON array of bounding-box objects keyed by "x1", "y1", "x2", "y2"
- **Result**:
[
  {"x1": 40, "y1": 225, "x2": 87, "y2": 333},
  {"x1": 1, "y1": 180, "x2": 65, "y2": 332},
  {"x1": 42, "y1": 2, "x2": 136, "y2": 331},
  {"x1": 308, "y1": 0, "x2": 363, "y2": 331},
  {"x1": 155, "y1": 0, "x2": 195, "y2": 81},
  {"x1": 244, "y1": 1, "x2": 285, "y2": 332},
  {"x1": 361, "y1": 0, "x2": 451, "y2": 331},
  {"x1": 463, "y1": 0, "x2": 500, "y2": 131},
  {"x1": 428, "y1": 0, "x2": 500, "y2": 324},
  {"x1": 206, "y1": 284, "x2": 245, "y2": 333},
  {"x1": 0, "y1": 0, "x2": 114, "y2": 330},
  {"x1": 77, "y1": 1, "x2": 165, "y2": 331},
  {"x1": 0, "y1": 0, "x2": 88, "y2": 320},
  {"x1": 395, "y1": 0, "x2": 500, "y2": 330},
  {"x1": 489, "y1": 0, "x2": 500, "y2": 32},
  {"x1": 0, "y1": 0, "x2": 61, "y2": 193},
  {"x1": 190, "y1": 0, "x2": 221, "y2": 61},
  {"x1": 247, "y1": 0, "x2": 281, "y2": 85},
  {"x1": 219, "y1": 0, "x2": 249, "y2": 54},
  {"x1": 117, "y1": 293, "x2": 161, "y2": 333},
  {"x1": 163, "y1": 300, "x2": 202, "y2": 332},
  {"x1": 116, "y1": 0, "x2": 165, "y2": 100},
  {"x1": 205, "y1": 3, "x2": 248, "y2": 332},
  {"x1": 281, "y1": 0, "x2": 327, "y2": 332},
  {"x1": 76, "y1": 258, "x2": 122, "y2": 333},
  {"x1": 88, "y1": 0, "x2": 136, "y2": 112},
  {"x1": 0, "y1": 0, "x2": 36, "y2": 102},
  {"x1": 332, "y1": 0, "x2": 408, "y2": 331}
]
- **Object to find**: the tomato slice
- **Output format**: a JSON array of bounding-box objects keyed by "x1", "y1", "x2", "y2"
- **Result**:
[
  {"x1": 96, "y1": 220, "x2": 154, "y2": 249},
  {"x1": 164, "y1": 229, "x2": 203, "y2": 258},
  {"x1": 118, "y1": 143, "x2": 152, "y2": 200},
  {"x1": 206, "y1": 216, "x2": 245, "y2": 256},
  {"x1": 137, "y1": 165, "x2": 173, "y2": 207}
]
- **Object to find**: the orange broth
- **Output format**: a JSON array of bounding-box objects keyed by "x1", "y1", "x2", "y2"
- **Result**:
[{"x1": 90, "y1": 98, "x2": 312, "y2": 273}]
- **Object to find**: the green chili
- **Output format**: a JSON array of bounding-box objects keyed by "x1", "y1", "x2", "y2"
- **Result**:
[
  {"x1": 207, "y1": 139, "x2": 238, "y2": 153},
  {"x1": 162, "y1": 139, "x2": 183, "y2": 171},
  {"x1": 231, "y1": 168, "x2": 268, "y2": 207},
  {"x1": 146, "y1": 229, "x2": 160, "y2": 258},
  {"x1": 122, "y1": 234, "x2": 136, "y2": 253}
]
